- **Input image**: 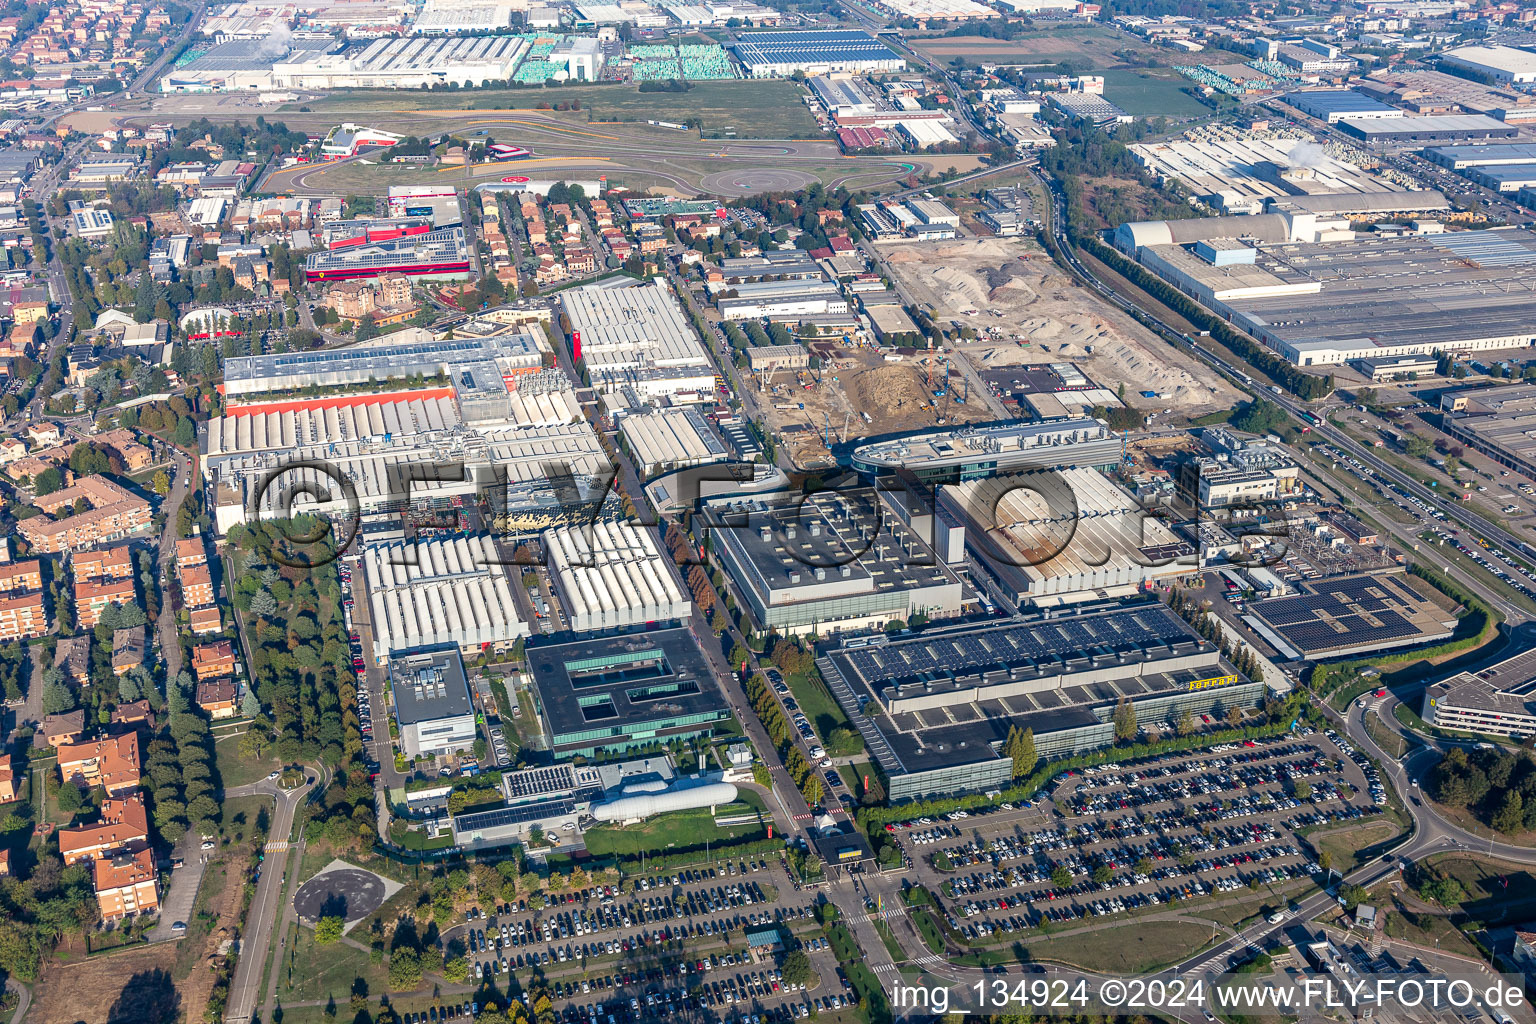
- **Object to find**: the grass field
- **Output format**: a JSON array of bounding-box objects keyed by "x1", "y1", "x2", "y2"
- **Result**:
[
  {"x1": 785, "y1": 669, "x2": 851, "y2": 744},
  {"x1": 291, "y1": 80, "x2": 820, "y2": 138},
  {"x1": 215, "y1": 733, "x2": 281, "y2": 789},
  {"x1": 1313, "y1": 820, "x2": 1404, "y2": 874},
  {"x1": 582, "y1": 796, "x2": 767, "y2": 858},
  {"x1": 909, "y1": 24, "x2": 1151, "y2": 67},
  {"x1": 987, "y1": 919, "x2": 1217, "y2": 973},
  {"x1": 279, "y1": 926, "x2": 388, "y2": 1004},
  {"x1": 1097, "y1": 68, "x2": 1211, "y2": 118}
]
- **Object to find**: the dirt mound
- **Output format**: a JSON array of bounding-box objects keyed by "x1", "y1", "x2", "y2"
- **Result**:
[{"x1": 847, "y1": 364, "x2": 933, "y2": 428}]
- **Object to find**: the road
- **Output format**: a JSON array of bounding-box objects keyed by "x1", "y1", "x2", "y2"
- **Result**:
[{"x1": 223, "y1": 774, "x2": 316, "y2": 1024}]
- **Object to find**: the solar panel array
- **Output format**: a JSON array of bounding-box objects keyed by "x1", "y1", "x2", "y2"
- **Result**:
[
  {"x1": 502, "y1": 765, "x2": 579, "y2": 800},
  {"x1": 1254, "y1": 575, "x2": 1433, "y2": 654},
  {"x1": 842, "y1": 607, "x2": 1194, "y2": 690},
  {"x1": 454, "y1": 798, "x2": 576, "y2": 833}
]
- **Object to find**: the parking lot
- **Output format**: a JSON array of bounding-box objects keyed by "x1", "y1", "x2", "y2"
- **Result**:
[
  {"x1": 882, "y1": 733, "x2": 1391, "y2": 944},
  {"x1": 433, "y1": 860, "x2": 856, "y2": 1024}
]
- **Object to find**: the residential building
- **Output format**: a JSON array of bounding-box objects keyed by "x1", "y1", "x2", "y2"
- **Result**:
[
  {"x1": 57, "y1": 733, "x2": 143, "y2": 795},
  {"x1": 38, "y1": 710, "x2": 85, "y2": 749},
  {"x1": 191, "y1": 641, "x2": 237, "y2": 682},
  {"x1": 58, "y1": 794, "x2": 150, "y2": 865},
  {"x1": 195, "y1": 680, "x2": 238, "y2": 719},
  {"x1": 111, "y1": 627, "x2": 146, "y2": 676},
  {"x1": 75, "y1": 577, "x2": 136, "y2": 628},
  {"x1": 0, "y1": 754, "x2": 15, "y2": 802},
  {"x1": 93, "y1": 849, "x2": 159, "y2": 921}
]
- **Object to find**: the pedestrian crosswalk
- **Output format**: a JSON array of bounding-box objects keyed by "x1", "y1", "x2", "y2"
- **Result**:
[
  {"x1": 265, "y1": 840, "x2": 291, "y2": 853},
  {"x1": 911, "y1": 954, "x2": 945, "y2": 966},
  {"x1": 853, "y1": 907, "x2": 908, "y2": 925},
  {"x1": 873, "y1": 963, "x2": 899, "y2": 975}
]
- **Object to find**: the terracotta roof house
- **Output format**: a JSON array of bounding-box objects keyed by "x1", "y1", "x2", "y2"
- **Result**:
[
  {"x1": 93, "y1": 848, "x2": 158, "y2": 920},
  {"x1": 58, "y1": 793, "x2": 150, "y2": 865},
  {"x1": 57, "y1": 733, "x2": 142, "y2": 795}
]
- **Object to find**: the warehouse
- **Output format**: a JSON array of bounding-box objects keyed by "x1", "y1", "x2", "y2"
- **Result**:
[
  {"x1": 1244, "y1": 571, "x2": 1456, "y2": 661},
  {"x1": 1438, "y1": 44, "x2": 1536, "y2": 86},
  {"x1": 1440, "y1": 382, "x2": 1536, "y2": 481},
  {"x1": 1465, "y1": 163, "x2": 1536, "y2": 192},
  {"x1": 1126, "y1": 229, "x2": 1536, "y2": 368},
  {"x1": 222, "y1": 332, "x2": 545, "y2": 397},
  {"x1": 158, "y1": 36, "x2": 335, "y2": 92},
  {"x1": 816, "y1": 605, "x2": 1262, "y2": 801},
  {"x1": 940, "y1": 467, "x2": 1195, "y2": 606},
  {"x1": 704, "y1": 487, "x2": 964, "y2": 636},
  {"x1": 364, "y1": 535, "x2": 530, "y2": 658},
  {"x1": 730, "y1": 30, "x2": 902, "y2": 78},
  {"x1": 1050, "y1": 92, "x2": 1133, "y2": 126},
  {"x1": 717, "y1": 280, "x2": 850, "y2": 321},
  {"x1": 851, "y1": 419, "x2": 1123, "y2": 484},
  {"x1": 1130, "y1": 137, "x2": 1404, "y2": 214},
  {"x1": 412, "y1": 1, "x2": 516, "y2": 33},
  {"x1": 1423, "y1": 142, "x2": 1536, "y2": 170},
  {"x1": 271, "y1": 34, "x2": 530, "y2": 89},
  {"x1": 1285, "y1": 90, "x2": 1404, "y2": 123},
  {"x1": 619, "y1": 407, "x2": 729, "y2": 477},
  {"x1": 1423, "y1": 647, "x2": 1536, "y2": 739},
  {"x1": 389, "y1": 648, "x2": 477, "y2": 759},
  {"x1": 543, "y1": 519, "x2": 690, "y2": 632},
  {"x1": 562, "y1": 282, "x2": 715, "y2": 399},
  {"x1": 528, "y1": 628, "x2": 732, "y2": 759},
  {"x1": 1337, "y1": 114, "x2": 1518, "y2": 145}
]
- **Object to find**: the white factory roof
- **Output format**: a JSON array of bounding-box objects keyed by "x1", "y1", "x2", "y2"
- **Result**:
[
  {"x1": 1440, "y1": 44, "x2": 1536, "y2": 79},
  {"x1": 506, "y1": 386, "x2": 583, "y2": 427},
  {"x1": 562, "y1": 281, "x2": 711, "y2": 372},
  {"x1": 544, "y1": 519, "x2": 690, "y2": 632},
  {"x1": 204, "y1": 396, "x2": 462, "y2": 458},
  {"x1": 620, "y1": 407, "x2": 729, "y2": 476},
  {"x1": 363, "y1": 534, "x2": 503, "y2": 590},
  {"x1": 369, "y1": 573, "x2": 528, "y2": 657}
]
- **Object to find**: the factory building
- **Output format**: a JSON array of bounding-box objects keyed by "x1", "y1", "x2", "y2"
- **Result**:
[
  {"x1": 1285, "y1": 90, "x2": 1404, "y2": 123},
  {"x1": 816, "y1": 606, "x2": 1262, "y2": 800},
  {"x1": 562, "y1": 282, "x2": 716, "y2": 401},
  {"x1": 1440, "y1": 382, "x2": 1536, "y2": 482},
  {"x1": 1121, "y1": 228, "x2": 1536, "y2": 368},
  {"x1": 527, "y1": 628, "x2": 732, "y2": 759},
  {"x1": 940, "y1": 467, "x2": 1195, "y2": 606},
  {"x1": 1337, "y1": 114, "x2": 1518, "y2": 145},
  {"x1": 1438, "y1": 45, "x2": 1536, "y2": 86},
  {"x1": 730, "y1": 30, "x2": 903, "y2": 77},
  {"x1": 222, "y1": 332, "x2": 545, "y2": 397},
  {"x1": 619, "y1": 407, "x2": 730, "y2": 477},
  {"x1": 364, "y1": 535, "x2": 530, "y2": 659},
  {"x1": 304, "y1": 226, "x2": 472, "y2": 282},
  {"x1": 703, "y1": 487, "x2": 964, "y2": 636},
  {"x1": 389, "y1": 648, "x2": 477, "y2": 759},
  {"x1": 543, "y1": 520, "x2": 690, "y2": 632},
  {"x1": 1423, "y1": 142, "x2": 1536, "y2": 170},
  {"x1": 716, "y1": 280, "x2": 850, "y2": 321},
  {"x1": 1245, "y1": 571, "x2": 1456, "y2": 661},
  {"x1": 850, "y1": 419, "x2": 1123, "y2": 484},
  {"x1": 271, "y1": 35, "x2": 531, "y2": 90}
]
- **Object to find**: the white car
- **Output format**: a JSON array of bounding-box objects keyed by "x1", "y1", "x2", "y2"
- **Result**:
[{"x1": 267, "y1": 770, "x2": 281, "y2": 780}]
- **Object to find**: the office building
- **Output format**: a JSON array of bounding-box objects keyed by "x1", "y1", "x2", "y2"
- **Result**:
[
  {"x1": 390, "y1": 648, "x2": 477, "y2": 759},
  {"x1": 816, "y1": 606, "x2": 1262, "y2": 801},
  {"x1": 304, "y1": 226, "x2": 473, "y2": 282},
  {"x1": 527, "y1": 628, "x2": 731, "y2": 759},
  {"x1": 1424, "y1": 646, "x2": 1536, "y2": 737}
]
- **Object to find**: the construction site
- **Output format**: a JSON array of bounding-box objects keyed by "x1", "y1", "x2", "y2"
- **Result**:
[
  {"x1": 746, "y1": 341, "x2": 995, "y2": 470},
  {"x1": 878, "y1": 236, "x2": 1244, "y2": 421}
]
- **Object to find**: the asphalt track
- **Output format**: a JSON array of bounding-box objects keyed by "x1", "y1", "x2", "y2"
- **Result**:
[{"x1": 291, "y1": 866, "x2": 389, "y2": 924}]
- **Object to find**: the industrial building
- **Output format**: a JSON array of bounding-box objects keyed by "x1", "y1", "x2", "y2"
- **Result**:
[
  {"x1": 619, "y1": 407, "x2": 730, "y2": 477},
  {"x1": 851, "y1": 419, "x2": 1123, "y2": 484},
  {"x1": 1050, "y1": 92, "x2": 1133, "y2": 126},
  {"x1": 1357, "y1": 68, "x2": 1536, "y2": 124},
  {"x1": 1285, "y1": 90, "x2": 1404, "y2": 123},
  {"x1": 1336, "y1": 114, "x2": 1518, "y2": 145},
  {"x1": 1124, "y1": 228, "x2": 1536, "y2": 368},
  {"x1": 222, "y1": 332, "x2": 546, "y2": 398},
  {"x1": 1178, "y1": 428, "x2": 1302, "y2": 510},
  {"x1": 364, "y1": 535, "x2": 530, "y2": 658},
  {"x1": 1243, "y1": 571, "x2": 1456, "y2": 661},
  {"x1": 703, "y1": 487, "x2": 964, "y2": 636},
  {"x1": 1128, "y1": 137, "x2": 1407, "y2": 215},
  {"x1": 271, "y1": 35, "x2": 531, "y2": 90},
  {"x1": 1438, "y1": 44, "x2": 1536, "y2": 86},
  {"x1": 730, "y1": 30, "x2": 903, "y2": 78},
  {"x1": 527, "y1": 627, "x2": 732, "y2": 759},
  {"x1": 716, "y1": 280, "x2": 850, "y2": 321},
  {"x1": 158, "y1": 35, "x2": 335, "y2": 92},
  {"x1": 815, "y1": 605, "x2": 1262, "y2": 801},
  {"x1": 1423, "y1": 142, "x2": 1536, "y2": 170},
  {"x1": 562, "y1": 282, "x2": 715, "y2": 400},
  {"x1": 1423, "y1": 647, "x2": 1536, "y2": 738},
  {"x1": 1353, "y1": 353, "x2": 1439, "y2": 381},
  {"x1": 1440, "y1": 382, "x2": 1536, "y2": 481},
  {"x1": 543, "y1": 519, "x2": 690, "y2": 632},
  {"x1": 304, "y1": 226, "x2": 473, "y2": 282},
  {"x1": 389, "y1": 648, "x2": 478, "y2": 759},
  {"x1": 940, "y1": 468, "x2": 1195, "y2": 606}
]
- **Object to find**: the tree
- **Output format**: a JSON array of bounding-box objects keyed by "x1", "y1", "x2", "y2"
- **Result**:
[
  {"x1": 1176, "y1": 709, "x2": 1195, "y2": 736},
  {"x1": 1338, "y1": 884, "x2": 1370, "y2": 910},
  {"x1": 781, "y1": 949, "x2": 813, "y2": 988},
  {"x1": 387, "y1": 947, "x2": 422, "y2": 990},
  {"x1": 152, "y1": 470, "x2": 170, "y2": 495},
  {"x1": 42, "y1": 678, "x2": 76, "y2": 713},
  {"x1": 1494, "y1": 789, "x2": 1525, "y2": 834},
  {"x1": 1091, "y1": 864, "x2": 1113, "y2": 886},
  {"x1": 1050, "y1": 864, "x2": 1071, "y2": 887},
  {"x1": 34, "y1": 466, "x2": 63, "y2": 495},
  {"x1": 1403, "y1": 434, "x2": 1432, "y2": 458},
  {"x1": 1005, "y1": 725, "x2": 1036, "y2": 779},
  {"x1": 1293, "y1": 780, "x2": 1313, "y2": 801},
  {"x1": 1112, "y1": 698, "x2": 1138, "y2": 742},
  {"x1": 315, "y1": 916, "x2": 345, "y2": 944}
]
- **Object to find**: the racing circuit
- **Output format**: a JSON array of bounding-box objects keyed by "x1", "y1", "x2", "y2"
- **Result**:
[{"x1": 126, "y1": 107, "x2": 947, "y2": 198}]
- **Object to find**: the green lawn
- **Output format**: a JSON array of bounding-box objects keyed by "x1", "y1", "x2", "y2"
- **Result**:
[
  {"x1": 294, "y1": 79, "x2": 820, "y2": 138},
  {"x1": 582, "y1": 803, "x2": 766, "y2": 859},
  {"x1": 825, "y1": 921, "x2": 891, "y2": 1023},
  {"x1": 215, "y1": 733, "x2": 282, "y2": 790},
  {"x1": 785, "y1": 669, "x2": 851, "y2": 745},
  {"x1": 219, "y1": 795, "x2": 272, "y2": 844},
  {"x1": 956, "y1": 919, "x2": 1218, "y2": 974},
  {"x1": 279, "y1": 928, "x2": 389, "y2": 1004},
  {"x1": 1311, "y1": 820, "x2": 1405, "y2": 874},
  {"x1": 1098, "y1": 68, "x2": 1212, "y2": 118}
]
